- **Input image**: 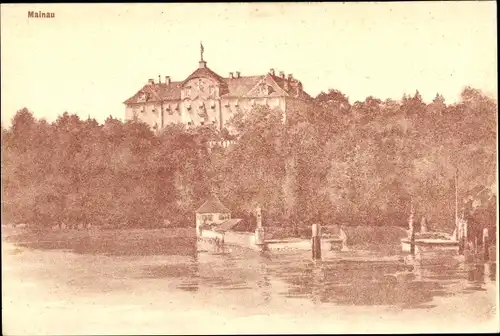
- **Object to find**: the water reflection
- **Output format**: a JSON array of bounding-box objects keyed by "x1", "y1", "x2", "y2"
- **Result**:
[
  {"x1": 138, "y1": 246, "x2": 496, "y2": 311},
  {"x1": 6, "y1": 231, "x2": 496, "y2": 311}
]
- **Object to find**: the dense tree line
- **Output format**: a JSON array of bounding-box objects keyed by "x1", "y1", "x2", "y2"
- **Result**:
[{"x1": 1, "y1": 86, "x2": 496, "y2": 238}]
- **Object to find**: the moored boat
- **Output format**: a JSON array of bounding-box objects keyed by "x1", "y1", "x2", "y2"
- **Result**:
[{"x1": 401, "y1": 235, "x2": 458, "y2": 253}]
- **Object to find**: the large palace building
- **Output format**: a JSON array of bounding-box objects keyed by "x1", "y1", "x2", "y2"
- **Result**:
[{"x1": 123, "y1": 44, "x2": 313, "y2": 132}]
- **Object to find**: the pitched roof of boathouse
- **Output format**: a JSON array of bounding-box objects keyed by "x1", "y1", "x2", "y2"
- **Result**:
[
  {"x1": 196, "y1": 194, "x2": 231, "y2": 214},
  {"x1": 214, "y1": 219, "x2": 243, "y2": 233}
]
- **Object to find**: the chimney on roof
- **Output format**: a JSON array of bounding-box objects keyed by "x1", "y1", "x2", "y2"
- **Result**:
[
  {"x1": 229, "y1": 72, "x2": 234, "y2": 79},
  {"x1": 279, "y1": 71, "x2": 285, "y2": 79},
  {"x1": 148, "y1": 78, "x2": 155, "y2": 85},
  {"x1": 269, "y1": 68, "x2": 275, "y2": 76},
  {"x1": 158, "y1": 75, "x2": 161, "y2": 84},
  {"x1": 165, "y1": 76, "x2": 171, "y2": 85},
  {"x1": 288, "y1": 74, "x2": 293, "y2": 81},
  {"x1": 236, "y1": 71, "x2": 241, "y2": 78}
]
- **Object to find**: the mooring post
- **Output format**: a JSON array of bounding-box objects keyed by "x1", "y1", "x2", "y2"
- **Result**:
[
  {"x1": 254, "y1": 205, "x2": 266, "y2": 248},
  {"x1": 483, "y1": 227, "x2": 489, "y2": 261},
  {"x1": 462, "y1": 218, "x2": 469, "y2": 256},
  {"x1": 339, "y1": 226, "x2": 348, "y2": 252},
  {"x1": 410, "y1": 224, "x2": 416, "y2": 256},
  {"x1": 312, "y1": 223, "x2": 322, "y2": 260},
  {"x1": 458, "y1": 219, "x2": 464, "y2": 255}
]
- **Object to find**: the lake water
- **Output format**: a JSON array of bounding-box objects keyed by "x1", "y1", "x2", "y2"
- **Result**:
[{"x1": 2, "y1": 232, "x2": 498, "y2": 334}]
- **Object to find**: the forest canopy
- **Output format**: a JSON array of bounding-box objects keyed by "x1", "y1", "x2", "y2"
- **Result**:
[{"x1": 1, "y1": 87, "x2": 496, "y2": 236}]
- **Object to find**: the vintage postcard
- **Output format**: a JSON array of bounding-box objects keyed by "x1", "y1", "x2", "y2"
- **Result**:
[{"x1": 1, "y1": 2, "x2": 498, "y2": 335}]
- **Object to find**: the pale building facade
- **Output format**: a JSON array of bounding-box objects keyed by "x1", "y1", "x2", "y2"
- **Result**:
[{"x1": 123, "y1": 46, "x2": 313, "y2": 132}]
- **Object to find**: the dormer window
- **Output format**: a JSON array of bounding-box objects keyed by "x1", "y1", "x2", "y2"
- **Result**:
[
  {"x1": 259, "y1": 83, "x2": 268, "y2": 95},
  {"x1": 138, "y1": 92, "x2": 147, "y2": 102}
]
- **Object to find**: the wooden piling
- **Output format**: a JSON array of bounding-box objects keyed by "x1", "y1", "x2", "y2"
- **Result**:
[
  {"x1": 458, "y1": 236, "x2": 464, "y2": 255},
  {"x1": 483, "y1": 228, "x2": 489, "y2": 261},
  {"x1": 312, "y1": 223, "x2": 322, "y2": 260},
  {"x1": 410, "y1": 225, "x2": 416, "y2": 255},
  {"x1": 458, "y1": 219, "x2": 464, "y2": 256}
]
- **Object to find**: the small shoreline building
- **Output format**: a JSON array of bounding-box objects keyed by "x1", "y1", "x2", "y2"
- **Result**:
[{"x1": 195, "y1": 193, "x2": 232, "y2": 234}]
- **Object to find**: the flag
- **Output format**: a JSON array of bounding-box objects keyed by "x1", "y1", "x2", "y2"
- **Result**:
[{"x1": 200, "y1": 42, "x2": 204, "y2": 60}]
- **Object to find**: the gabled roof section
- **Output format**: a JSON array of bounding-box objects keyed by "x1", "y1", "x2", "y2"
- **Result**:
[
  {"x1": 222, "y1": 76, "x2": 263, "y2": 98},
  {"x1": 196, "y1": 194, "x2": 231, "y2": 214},
  {"x1": 269, "y1": 74, "x2": 313, "y2": 101},
  {"x1": 182, "y1": 67, "x2": 227, "y2": 86},
  {"x1": 244, "y1": 73, "x2": 290, "y2": 98},
  {"x1": 123, "y1": 82, "x2": 182, "y2": 105}
]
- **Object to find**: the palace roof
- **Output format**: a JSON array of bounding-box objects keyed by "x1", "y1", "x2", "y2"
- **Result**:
[{"x1": 123, "y1": 65, "x2": 312, "y2": 105}]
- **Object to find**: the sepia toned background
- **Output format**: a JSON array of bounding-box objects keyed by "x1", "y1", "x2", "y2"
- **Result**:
[
  {"x1": 1, "y1": 2, "x2": 498, "y2": 335},
  {"x1": 1, "y1": 2, "x2": 497, "y2": 125}
]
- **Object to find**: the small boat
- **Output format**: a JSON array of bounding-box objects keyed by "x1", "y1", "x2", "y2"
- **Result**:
[
  {"x1": 402, "y1": 169, "x2": 463, "y2": 253},
  {"x1": 401, "y1": 234, "x2": 459, "y2": 253}
]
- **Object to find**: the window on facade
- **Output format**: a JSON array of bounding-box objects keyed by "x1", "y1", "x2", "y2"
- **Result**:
[
  {"x1": 188, "y1": 121, "x2": 192, "y2": 126},
  {"x1": 200, "y1": 121, "x2": 204, "y2": 126},
  {"x1": 207, "y1": 214, "x2": 213, "y2": 221}
]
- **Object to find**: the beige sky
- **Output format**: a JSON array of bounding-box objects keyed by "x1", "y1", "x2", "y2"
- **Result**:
[{"x1": 1, "y1": 2, "x2": 497, "y2": 125}]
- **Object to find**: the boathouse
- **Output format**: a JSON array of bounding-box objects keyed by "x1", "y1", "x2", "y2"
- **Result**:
[{"x1": 195, "y1": 194, "x2": 232, "y2": 234}]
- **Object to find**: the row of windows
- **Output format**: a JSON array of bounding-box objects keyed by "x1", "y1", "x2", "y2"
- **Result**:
[
  {"x1": 187, "y1": 120, "x2": 218, "y2": 127},
  {"x1": 135, "y1": 98, "x2": 277, "y2": 114},
  {"x1": 201, "y1": 214, "x2": 230, "y2": 221},
  {"x1": 184, "y1": 86, "x2": 217, "y2": 97}
]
